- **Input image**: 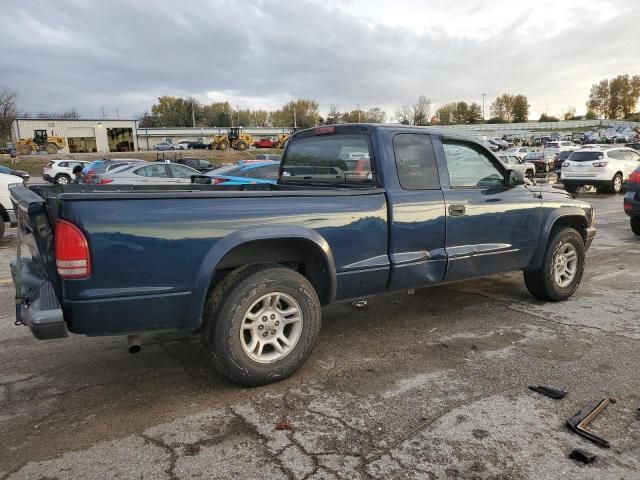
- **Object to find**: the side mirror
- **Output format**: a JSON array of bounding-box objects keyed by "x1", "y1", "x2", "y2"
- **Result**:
[{"x1": 506, "y1": 169, "x2": 525, "y2": 188}]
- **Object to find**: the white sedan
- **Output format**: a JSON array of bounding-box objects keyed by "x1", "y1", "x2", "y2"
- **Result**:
[
  {"x1": 504, "y1": 147, "x2": 530, "y2": 159},
  {"x1": 92, "y1": 162, "x2": 201, "y2": 185}
]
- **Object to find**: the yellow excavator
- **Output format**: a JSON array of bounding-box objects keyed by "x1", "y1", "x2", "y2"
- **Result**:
[
  {"x1": 16, "y1": 130, "x2": 67, "y2": 155},
  {"x1": 273, "y1": 127, "x2": 300, "y2": 149},
  {"x1": 210, "y1": 127, "x2": 252, "y2": 151}
]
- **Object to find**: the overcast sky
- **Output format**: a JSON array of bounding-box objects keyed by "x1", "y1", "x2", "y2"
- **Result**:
[{"x1": 2, "y1": 0, "x2": 638, "y2": 121}]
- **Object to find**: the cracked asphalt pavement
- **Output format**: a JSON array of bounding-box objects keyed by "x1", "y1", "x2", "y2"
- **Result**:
[{"x1": 1, "y1": 192, "x2": 639, "y2": 479}]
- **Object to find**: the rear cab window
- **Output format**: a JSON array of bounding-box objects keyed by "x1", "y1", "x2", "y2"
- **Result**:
[
  {"x1": 393, "y1": 134, "x2": 439, "y2": 189},
  {"x1": 280, "y1": 127, "x2": 374, "y2": 185}
]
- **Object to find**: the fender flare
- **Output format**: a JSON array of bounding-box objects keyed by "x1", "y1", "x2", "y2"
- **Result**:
[
  {"x1": 529, "y1": 208, "x2": 589, "y2": 270},
  {"x1": 185, "y1": 226, "x2": 337, "y2": 331}
]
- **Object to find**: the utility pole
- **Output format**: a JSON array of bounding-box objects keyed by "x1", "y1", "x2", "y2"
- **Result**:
[
  {"x1": 236, "y1": 105, "x2": 240, "y2": 126},
  {"x1": 482, "y1": 94, "x2": 486, "y2": 122},
  {"x1": 101, "y1": 105, "x2": 105, "y2": 119},
  {"x1": 357, "y1": 104, "x2": 361, "y2": 122},
  {"x1": 191, "y1": 101, "x2": 195, "y2": 127},
  {"x1": 293, "y1": 106, "x2": 297, "y2": 128}
]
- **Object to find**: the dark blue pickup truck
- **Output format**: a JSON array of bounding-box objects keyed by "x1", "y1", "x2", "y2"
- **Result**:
[
  {"x1": 624, "y1": 167, "x2": 640, "y2": 235},
  {"x1": 10, "y1": 124, "x2": 596, "y2": 386}
]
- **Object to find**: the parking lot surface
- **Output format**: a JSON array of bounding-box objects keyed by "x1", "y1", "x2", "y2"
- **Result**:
[{"x1": 0, "y1": 193, "x2": 639, "y2": 479}]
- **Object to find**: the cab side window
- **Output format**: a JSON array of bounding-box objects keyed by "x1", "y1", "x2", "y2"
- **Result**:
[
  {"x1": 443, "y1": 141, "x2": 504, "y2": 188},
  {"x1": 393, "y1": 134, "x2": 439, "y2": 190}
]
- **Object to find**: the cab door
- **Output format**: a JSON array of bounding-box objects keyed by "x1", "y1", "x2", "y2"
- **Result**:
[
  {"x1": 438, "y1": 139, "x2": 542, "y2": 282},
  {"x1": 386, "y1": 133, "x2": 447, "y2": 291}
]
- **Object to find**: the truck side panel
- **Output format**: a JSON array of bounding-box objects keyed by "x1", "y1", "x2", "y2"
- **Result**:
[{"x1": 59, "y1": 193, "x2": 389, "y2": 334}]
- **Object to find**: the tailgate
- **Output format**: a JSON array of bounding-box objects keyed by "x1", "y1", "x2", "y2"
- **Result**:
[{"x1": 10, "y1": 184, "x2": 58, "y2": 284}]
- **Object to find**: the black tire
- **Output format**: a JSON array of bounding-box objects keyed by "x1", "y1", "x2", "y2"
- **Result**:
[
  {"x1": 236, "y1": 140, "x2": 247, "y2": 151},
  {"x1": 610, "y1": 173, "x2": 623, "y2": 193},
  {"x1": 202, "y1": 264, "x2": 321, "y2": 386},
  {"x1": 524, "y1": 227, "x2": 585, "y2": 301},
  {"x1": 631, "y1": 216, "x2": 640, "y2": 236},
  {"x1": 564, "y1": 184, "x2": 579, "y2": 194},
  {"x1": 45, "y1": 143, "x2": 58, "y2": 154},
  {"x1": 218, "y1": 140, "x2": 229, "y2": 151},
  {"x1": 55, "y1": 174, "x2": 71, "y2": 185},
  {"x1": 18, "y1": 145, "x2": 31, "y2": 155},
  {"x1": 0, "y1": 219, "x2": 5, "y2": 241}
]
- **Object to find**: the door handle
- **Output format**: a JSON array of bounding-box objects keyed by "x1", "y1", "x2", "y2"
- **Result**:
[{"x1": 448, "y1": 204, "x2": 466, "y2": 216}]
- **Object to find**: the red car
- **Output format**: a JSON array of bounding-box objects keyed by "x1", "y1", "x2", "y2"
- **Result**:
[{"x1": 253, "y1": 138, "x2": 276, "y2": 148}]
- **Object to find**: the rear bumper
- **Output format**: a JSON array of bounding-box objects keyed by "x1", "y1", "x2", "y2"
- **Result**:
[
  {"x1": 562, "y1": 179, "x2": 612, "y2": 188},
  {"x1": 624, "y1": 193, "x2": 640, "y2": 217},
  {"x1": 42, "y1": 174, "x2": 54, "y2": 183},
  {"x1": 10, "y1": 258, "x2": 68, "y2": 340}
]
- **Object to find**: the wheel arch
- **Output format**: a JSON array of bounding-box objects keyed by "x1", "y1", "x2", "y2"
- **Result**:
[
  {"x1": 186, "y1": 227, "x2": 337, "y2": 331},
  {"x1": 529, "y1": 210, "x2": 589, "y2": 270}
]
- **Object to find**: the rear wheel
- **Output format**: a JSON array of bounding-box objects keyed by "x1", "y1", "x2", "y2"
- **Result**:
[
  {"x1": 524, "y1": 227, "x2": 585, "y2": 301},
  {"x1": 236, "y1": 140, "x2": 247, "y2": 151},
  {"x1": 564, "y1": 184, "x2": 579, "y2": 194},
  {"x1": 631, "y1": 216, "x2": 640, "y2": 235},
  {"x1": 18, "y1": 145, "x2": 31, "y2": 155},
  {"x1": 45, "y1": 143, "x2": 59, "y2": 154},
  {"x1": 0, "y1": 219, "x2": 5, "y2": 241},
  {"x1": 55, "y1": 174, "x2": 71, "y2": 185},
  {"x1": 202, "y1": 264, "x2": 321, "y2": 386},
  {"x1": 611, "y1": 173, "x2": 623, "y2": 193},
  {"x1": 217, "y1": 140, "x2": 229, "y2": 151}
]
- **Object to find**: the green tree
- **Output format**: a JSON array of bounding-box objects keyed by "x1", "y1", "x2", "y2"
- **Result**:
[
  {"x1": 539, "y1": 113, "x2": 559, "y2": 122},
  {"x1": 511, "y1": 95, "x2": 529, "y2": 122},
  {"x1": 202, "y1": 102, "x2": 232, "y2": 127},
  {"x1": 467, "y1": 102, "x2": 482, "y2": 124},
  {"x1": 586, "y1": 79, "x2": 611, "y2": 118},
  {"x1": 0, "y1": 87, "x2": 17, "y2": 143},
  {"x1": 585, "y1": 109, "x2": 597, "y2": 120},
  {"x1": 434, "y1": 103, "x2": 455, "y2": 125},
  {"x1": 272, "y1": 99, "x2": 319, "y2": 128},
  {"x1": 451, "y1": 102, "x2": 469, "y2": 124},
  {"x1": 490, "y1": 94, "x2": 515, "y2": 122},
  {"x1": 364, "y1": 107, "x2": 386, "y2": 123}
]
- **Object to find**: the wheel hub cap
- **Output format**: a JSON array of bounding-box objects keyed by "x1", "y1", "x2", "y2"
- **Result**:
[
  {"x1": 240, "y1": 292, "x2": 303, "y2": 364},
  {"x1": 553, "y1": 243, "x2": 578, "y2": 288}
]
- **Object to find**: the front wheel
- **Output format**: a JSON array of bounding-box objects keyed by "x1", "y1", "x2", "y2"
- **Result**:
[
  {"x1": 202, "y1": 264, "x2": 321, "y2": 386},
  {"x1": 631, "y1": 216, "x2": 640, "y2": 235},
  {"x1": 524, "y1": 227, "x2": 585, "y2": 301},
  {"x1": 45, "y1": 143, "x2": 58, "y2": 154}
]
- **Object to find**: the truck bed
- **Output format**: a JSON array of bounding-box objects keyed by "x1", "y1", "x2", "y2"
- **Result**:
[{"x1": 12, "y1": 182, "x2": 389, "y2": 335}]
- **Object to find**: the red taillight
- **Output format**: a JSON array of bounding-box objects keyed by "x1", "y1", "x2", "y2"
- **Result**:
[
  {"x1": 55, "y1": 220, "x2": 91, "y2": 279},
  {"x1": 315, "y1": 126, "x2": 336, "y2": 135},
  {"x1": 212, "y1": 177, "x2": 225, "y2": 185},
  {"x1": 629, "y1": 170, "x2": 640, "y2": 185},
  {"x1": 624, "y1": 200, "x2": 633, "y2": 213},
  {"x1": 97, "y1": 178, "x2": 113, "y2": 184}
]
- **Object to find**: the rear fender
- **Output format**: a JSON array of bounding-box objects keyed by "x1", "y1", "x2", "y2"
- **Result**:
[{"x1": 186, "y1": 226, "x2": 336, "y2": 331}]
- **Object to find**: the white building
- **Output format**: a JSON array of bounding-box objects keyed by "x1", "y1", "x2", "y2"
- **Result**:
[{"x1": 11, "y1": 118, "x2": 139, "y2": 153}]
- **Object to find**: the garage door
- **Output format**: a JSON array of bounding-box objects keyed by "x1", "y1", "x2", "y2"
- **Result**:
[{"x1": 66, "y1": 127, "x2": 95, "y2": 137}]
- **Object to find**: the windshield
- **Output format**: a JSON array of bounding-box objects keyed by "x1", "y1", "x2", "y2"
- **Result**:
[
  {"x1": 280, "y1": 134, "x2": 373, "y2": 184},
  {"x1": 568, "y1": 151, "x2": 604, "y2": 162},
  {"x1": 524, "y1": 153, "x2": 543, "y2": 161}
]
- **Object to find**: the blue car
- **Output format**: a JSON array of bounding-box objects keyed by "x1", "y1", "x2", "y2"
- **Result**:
[{"x1": 205, "y1": 160, "x2": 280, "y2": 185}]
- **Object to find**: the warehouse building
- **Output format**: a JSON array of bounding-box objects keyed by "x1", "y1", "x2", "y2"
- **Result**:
[{"x1": 11, "y1": 118, "x2": 139, "y2": 153}]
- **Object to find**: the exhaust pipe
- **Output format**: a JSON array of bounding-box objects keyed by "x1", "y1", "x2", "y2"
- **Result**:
[{"x1": 127, "y1": 334, "x2": 141, "y2": 354}]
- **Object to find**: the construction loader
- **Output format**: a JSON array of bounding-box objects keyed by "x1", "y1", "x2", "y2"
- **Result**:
[
  {"x1": 16, "y1": 130, "x2": 67, "y2": 155},
  {"x1": 210, "y1": 127, "x2": 252, "y2": 151},
  {"x1": 273, "y1": 127, "x2": 300, "y2": 149}
]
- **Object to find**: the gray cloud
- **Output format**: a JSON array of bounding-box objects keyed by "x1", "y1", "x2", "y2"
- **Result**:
[{"x1": 1, "y1": 0, "x2": 638, "y2": 119}]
